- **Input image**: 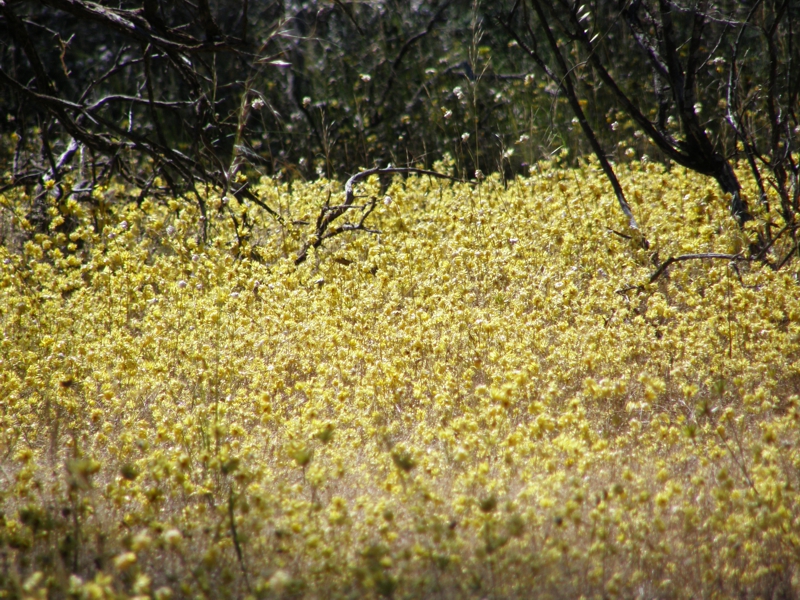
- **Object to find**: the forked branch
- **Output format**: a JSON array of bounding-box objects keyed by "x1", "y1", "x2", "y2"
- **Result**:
[{"x1": 295, "y1": 167, "x2": 463, "y2": 264}]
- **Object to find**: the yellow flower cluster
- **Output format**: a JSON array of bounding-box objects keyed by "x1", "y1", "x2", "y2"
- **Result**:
[{"x1": 1, "y1": 158, "x2": 799, "y2": 598}]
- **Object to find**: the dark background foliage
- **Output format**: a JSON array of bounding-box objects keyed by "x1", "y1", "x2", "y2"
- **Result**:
[{"x1": 0, "y1": 0, "x2": 798, "y2": 257}]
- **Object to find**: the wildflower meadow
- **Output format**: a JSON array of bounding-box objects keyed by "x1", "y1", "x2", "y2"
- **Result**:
[{"x1": 2, "y1": 158, "x2": 799, "y2": 599}]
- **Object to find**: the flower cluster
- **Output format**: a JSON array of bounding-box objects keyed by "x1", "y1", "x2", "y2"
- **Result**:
[{"x1": 1, "y1": 159, "x2": 799, "y2": 598}]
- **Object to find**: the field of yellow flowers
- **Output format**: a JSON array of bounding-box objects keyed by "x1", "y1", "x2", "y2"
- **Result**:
[{"x1": 2, "y1": 158, "x2": 800, "y2": 599}]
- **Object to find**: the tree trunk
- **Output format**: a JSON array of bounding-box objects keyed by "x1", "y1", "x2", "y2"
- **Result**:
[{"x1": 711, "y1": 155, "x2": 751, "y2": 224}]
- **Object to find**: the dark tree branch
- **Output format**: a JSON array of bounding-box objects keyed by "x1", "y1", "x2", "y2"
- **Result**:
[
  {"x1": 143, "y1": 45, "x2": 169, "y2": 151},
  {"x1": 0, "y1": 2, "x2": 54, "y2": 94},
  {"x1": 648, "y1": 253, "x2": 747, "y2": 284},
  {"x1": 332, "y1": 0, "x2": 365, "y2": 36},
  {"x1": 37, "y1": 0, "x2": 238, "y2": 52},
  {"x1": 564, "y1": 0, "x2": 751, "y2": 222},
  {"x1": 142, "y1": 0, "x2": 165, "y2": 31},
  {"x1": 501, "y1": 1, "x2": 643, "y2": 235},
  {"x1": 726, "y1": 0, "x2": 767, "y2": 213},
  {"x1": 684, "y1": 0, "x2": 709, "y2": 107},
  {"x1": 197, "y1": 0, "x2": 223, "y2": 41},
  {"x1": 0, "y1": 68, "x2": 119, "y2": 154},
  {"x1": 764, "y1": 0, "x2": 793, "y2": 223},
  {"x1": 85, "y1": 94, "x2": 194, "y2": 113},
  {"x1": 376, "y1": 0, "x2": 453, "y2": 111}
]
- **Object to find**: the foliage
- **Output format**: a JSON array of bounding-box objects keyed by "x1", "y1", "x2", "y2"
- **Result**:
[
  {"x1": 4, "y1": 0, "x2": 796, "y2": 225},
  {"x1": 0, "y1": 0, "x2": 547, "y2": 201},
  {"x1": 2, "y1": 158, "x2": 800, "y2": 598},
  {"x1": 500, "y1": 0, "x2": 800, "y2": 232}
]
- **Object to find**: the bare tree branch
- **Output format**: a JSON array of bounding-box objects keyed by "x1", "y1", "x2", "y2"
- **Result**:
[
  {"x1": 500, "y1": 1, "x2": 643, "y2": 235},
  {"x1": 295, "y1": 167, "x2": 463, "y2": 264},
  {"x1": 649, "y1": 253, "x2": 746, "y2": 284}
]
